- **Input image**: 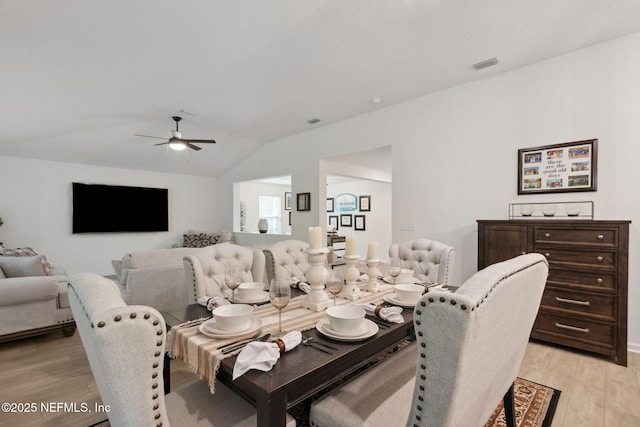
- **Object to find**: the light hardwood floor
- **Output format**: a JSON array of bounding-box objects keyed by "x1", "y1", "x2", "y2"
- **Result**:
[{"x1": 0, "y1": 332, "x2": 638, "y2": 427}]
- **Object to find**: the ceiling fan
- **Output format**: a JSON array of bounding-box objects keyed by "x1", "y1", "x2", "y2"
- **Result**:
[{"x1": 134, "y1": 116, "x2": 216, "y2": 151}]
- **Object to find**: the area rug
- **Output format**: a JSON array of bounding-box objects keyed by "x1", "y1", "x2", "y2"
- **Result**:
[{"x1": 90, "y1": 377, "x2": 560, "y2": 427}]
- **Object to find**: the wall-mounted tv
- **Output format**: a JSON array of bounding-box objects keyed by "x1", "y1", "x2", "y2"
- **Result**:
[{"x1": 72, "y1": 182, "x2": 168, "y2": 233}]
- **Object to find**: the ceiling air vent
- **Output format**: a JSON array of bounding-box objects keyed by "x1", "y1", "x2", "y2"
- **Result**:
[
  {"x1": 471, "y1": 57, "x2": 500, "y2": 71},
  {"x1": 307, "y1": 118, "x2": 321, "y2": 124}
]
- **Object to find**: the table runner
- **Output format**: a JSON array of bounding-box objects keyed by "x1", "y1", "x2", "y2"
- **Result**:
[{"x1": 167, "y1": 287, "x2": 396, "y2": 392}]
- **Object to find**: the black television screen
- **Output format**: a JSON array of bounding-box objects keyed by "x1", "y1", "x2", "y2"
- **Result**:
[{"x1": 72, "y1": 183, "x2": 168, "y2": 233}]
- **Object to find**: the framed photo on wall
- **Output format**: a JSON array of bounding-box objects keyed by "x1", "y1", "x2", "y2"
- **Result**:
[
  {"x1": 340, "y1": 214, "x2": 352, "y2": 227},
  {"x1": 326, "y1": 197, "x2": 334, "y2": 212},
  {"x1": 518, "y1": 139, "x2": 597, "y2": 195},
  {"x1": 285, "y1": 192, "x2": 292, "y2": 210},
  {"x1": 354, "y1": 215, "x2": 366, "y2": 231},
  {"x1": 328, "y1": 215, "x2": 339, "y2": 230},
  {"x1": 297, "y1": 193, "x2": 311, "y2": 211},
  {"x1": 359, "y1": 195, "x2": 371, "y2": 211}
]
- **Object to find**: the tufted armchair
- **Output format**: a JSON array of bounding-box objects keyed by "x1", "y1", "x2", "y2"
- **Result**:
[
  {"x1": 310, "y1": 253, "x2": 549, "y2": 427},
  {"x1": 183, "y1": 242, "x2": 266, "y2": 303},
  {"x1": 263, "y1": 239, "x2": 310, "y2": 284},
  {"x1": 68, "y1": 273, "x2": 296, "y2": 426},
  {"x1": 389, "y1": 238, "x2": 455, "y2": 284}
]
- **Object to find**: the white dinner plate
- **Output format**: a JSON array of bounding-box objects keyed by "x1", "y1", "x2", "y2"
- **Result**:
[
  {"x1": 382, "y1": 276, "x2": 420, "y2": 285},
  {"x1": 199, "y1": 317, "x2": 263, "y2": 339},
  {"x1": 316, "y1": 318, "x2": 378, "y2": 342},
  {"x1": 233, "y1": 291, "x2": 270, "y2": 304},
  {"x1": 383, "y1": 293, "x2": 420, "y2": 308}
]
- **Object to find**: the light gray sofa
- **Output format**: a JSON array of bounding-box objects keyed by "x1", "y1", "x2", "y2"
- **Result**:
[{"x1": 0, "y1": 254, "x2": 75, "y2": 342}]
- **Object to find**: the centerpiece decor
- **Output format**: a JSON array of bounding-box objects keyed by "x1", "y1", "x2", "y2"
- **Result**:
[
  {"x1": 302, "y1": 226, "x2": 331, "y2": 311},
  {"x1": 338, "y1": 236, "x2": 362, "y2": 300},
  {"x1": 365, "y1": 241, "x2": 383, "y2": 293}
]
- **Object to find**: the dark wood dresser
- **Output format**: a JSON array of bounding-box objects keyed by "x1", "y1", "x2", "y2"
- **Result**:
[{"x1": 477, "y1": 219, "x2": 630, "y2": 366}]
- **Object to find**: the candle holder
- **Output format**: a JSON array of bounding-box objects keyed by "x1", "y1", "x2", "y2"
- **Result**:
[
  {"x1": 302, "y1": 247, "x2": 331, "y2": 312},
  {"x1": 365, "y1": 258, "x2": 383, "y2": 293},
  {"x1": 337, "y1": 254, "x2": 362, "y2": 300}
]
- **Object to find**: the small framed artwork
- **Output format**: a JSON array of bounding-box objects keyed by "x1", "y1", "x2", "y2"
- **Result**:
[
  {"x1": 326, "y1": 197, "x2": 335, "y2": 212},
  {"x1": 340, "y1": 214, "x2": 352, "y2": 227},
  {"x1": 297, "y1": 192, "x2": 311, "y2": 211},
  {"x1": 359, "y1": 195, "x2": 371, "y2": 211},
  {"x1": 517, "y1": 139, "x2": 597, "y2": 195},
  {"x1": 328, "y1": 215, "x2": 339, "y2": 230},
  {"x1": 354, "y1": 215, "x2": 366, "y2": 231},
  {"x1": 285, "y1": 192, "x2": 292, "y2": 210}
]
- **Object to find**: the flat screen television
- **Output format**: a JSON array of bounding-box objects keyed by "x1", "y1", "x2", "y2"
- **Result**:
[{"x1": 72, "y1": 182, "x2": 168, "y2": 233}]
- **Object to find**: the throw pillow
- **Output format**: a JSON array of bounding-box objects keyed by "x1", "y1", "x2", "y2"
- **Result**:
[
  {"x1": 183, "y1": 233, "x2": 220, "y2": 248},
  {"x1": 0, "y1": 254, "x2": 50, "y2": 277},
  {"x1": 3, "y1": 247, "x2": 38, "y2": 257}
]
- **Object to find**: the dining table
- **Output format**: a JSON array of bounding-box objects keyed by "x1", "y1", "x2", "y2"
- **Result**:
[{"x1": 163, "y1": 283, "x2": 418, "y2": 427}]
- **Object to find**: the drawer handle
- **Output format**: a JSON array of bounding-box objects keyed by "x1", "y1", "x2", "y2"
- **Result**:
[
  {"x1": 544, "y1": 233, "x2": 551, "y2": 238},
  {"x1": 555, "y1": 297, "x2": 591, "y2": 306},
  {"x1": 596, "y1": 278, "x2": 604, "y2": 284},
  {"x1": 554, "y1": 322, "x2": 590, "y2": 333},
  {"x1": 597, "y1": 234, "x2": 604, "y2": 240},
  {"x1": 596, "y1": 256, "x2": 604, "y2": 262}
]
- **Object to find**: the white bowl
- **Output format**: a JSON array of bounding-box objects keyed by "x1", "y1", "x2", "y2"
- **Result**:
[
  {"x1": 326, "y1": 305, "x2": 365, "y2": 333},
  {"x1": 212, "y1": 304, "x2": 253, "y2": 331},
  {"x1": 397, "y1": 268, "x2": 415, "y2": 283},
  {"x1": 395, "y1": 284, "x2": 425, "y2": 302},
  {"x1": 237, "y1": 282, "x2": 264, "y2": 300}
]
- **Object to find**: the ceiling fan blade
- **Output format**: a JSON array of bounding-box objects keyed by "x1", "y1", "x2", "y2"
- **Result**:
[
  {"x1": 186, "y1": 143, "x2": 202, "y2": 151},
  {"x1": 182, "y1": 138, "x2": 216, "y2": 144},
  {"x1": 153, "y1": 142, "x2": 170, "y2": 146},
  {"x1": 134, "y1": 134, "x2": 168, "y2": 140}
]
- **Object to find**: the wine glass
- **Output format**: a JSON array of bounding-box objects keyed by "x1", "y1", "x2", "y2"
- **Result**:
[
  {"x1": 388, "y1": 257, "x2": 402, "y2": 285},
  {"x1": 225, "y1": 263, "x2": 242, "y2": 303},
  {"x1": 269, "y1": 279, "x2": 291, "y2": 337},
  {"x1": 326, "y1": 269, "x2": 344, "y2": 306}
]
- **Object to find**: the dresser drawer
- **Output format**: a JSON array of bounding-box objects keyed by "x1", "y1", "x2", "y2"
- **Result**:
[
  {"x1": 540, "y1": 288, "x2": 616, "y2": 321},
  {"x1": 547, "y1": 269, "x2": 616, "y2": 291},
  {"x1": 534, "y1": 226, "x2": 618, "y2": 247},
  {"x1": 532, "y1": 312, "x2": 615, "y2": 351},
  {"x1": 536, "y1": 246, "x2": 617, "y2": 269}
]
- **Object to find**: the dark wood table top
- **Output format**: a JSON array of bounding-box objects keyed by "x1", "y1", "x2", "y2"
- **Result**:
[{"x1": 163, "y1": 296, "x2": 415, "y2": 427}]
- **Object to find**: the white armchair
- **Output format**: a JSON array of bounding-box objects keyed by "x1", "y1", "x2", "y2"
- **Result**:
[
  {"x1": 310, "y1": 253, "x2": 548, "y2": 427},
  {"x1": 183, "y1": 242, "x2": 266, "y2": 303},
  {"x1": 389, "y1": 238, "x2": 455, "y2": 284},
  {"x1": 263, "y1": 239, "x2": 310, "y2": 283},
  {"x1": 68, "y1": 273, "x2": 296, "y2": 426}
]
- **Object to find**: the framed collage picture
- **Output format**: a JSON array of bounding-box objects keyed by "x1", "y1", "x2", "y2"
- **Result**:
[{"x1": 518, "y1": 139, "x2": 597, "y2": 195}]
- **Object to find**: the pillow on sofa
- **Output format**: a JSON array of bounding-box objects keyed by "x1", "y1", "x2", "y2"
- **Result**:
[
  {"x1": 3, "y1": 247, "x2": 38, "y2": 257},
  {"x1": 0, "y1": 254, "x2": 51, "y2": 277},
  {"x1": 183, "y1": 233, "x2": 219, "y2": 248}
]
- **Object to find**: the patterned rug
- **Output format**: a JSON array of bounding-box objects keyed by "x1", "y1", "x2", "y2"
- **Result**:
[{"x1": 90, "y1": 377, "x2": 559, "y2": 427}]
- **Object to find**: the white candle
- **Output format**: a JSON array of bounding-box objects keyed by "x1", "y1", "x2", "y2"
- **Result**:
[
  {"x1": 367, "y1": 241, "x2": 378, "y2": 260},
  {"x1": 346, "y1": 236, "x2": 358, "y2": 256},
  {"x1": 308, "y1": 226, "x2": 322, "y2": 249}
]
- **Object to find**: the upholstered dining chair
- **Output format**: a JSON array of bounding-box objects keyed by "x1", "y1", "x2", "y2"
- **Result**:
[
  {"x1": 183, "y1": 242, "x2": 267, "y2": 303},
  {"x1": 389, "y1": 238, "x2": 455, "y2": 284},
  {"x1": 68, "y1": 273, "x2": 296, "y2": 427},
  {"x1": 263, "y1": 239, "x2": 311, "y2": 283},
  {"x1": 310, "y1": 253, "x2": 548, "y2": 427}
]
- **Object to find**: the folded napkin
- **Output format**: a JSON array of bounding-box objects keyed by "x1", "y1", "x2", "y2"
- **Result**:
[
  {"x1": 290, "y1": 277, "x2": 311, "y2": 294},
  {"x1": 197, "y1": 296, "x2": 231, "y2": 311},
  {"x1": 359, "y1": 303, "x2": 404, "y2": 323},
  {"x1": 426, "y1": 284, "x2": 452, "y2": 293},
  {"x1": 232, "y1": 331, "x2": 302, "y2": 379}
]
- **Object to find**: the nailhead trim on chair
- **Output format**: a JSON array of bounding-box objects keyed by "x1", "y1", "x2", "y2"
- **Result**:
[{"x1": 183, "y1": 257, "x2": 198, "y2": 302}]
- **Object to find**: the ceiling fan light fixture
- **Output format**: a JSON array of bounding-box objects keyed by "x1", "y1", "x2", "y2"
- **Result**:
[{"x1": 169, "y1": 141, "x2": 187, "y2": 151}]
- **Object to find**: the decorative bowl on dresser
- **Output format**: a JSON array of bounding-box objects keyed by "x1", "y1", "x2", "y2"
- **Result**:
[{"x1": 477, "y1": 219, "x2": 630, "y2": 366}]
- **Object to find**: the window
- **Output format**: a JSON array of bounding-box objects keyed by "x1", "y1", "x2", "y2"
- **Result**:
[{"x1": 259, "y1": 195, "x2": 282, "y2": 234}]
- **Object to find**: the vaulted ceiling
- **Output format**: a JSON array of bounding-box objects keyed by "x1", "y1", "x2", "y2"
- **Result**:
[{"x1": 3, "y1": 1, "x2": 640, "y2": 177}]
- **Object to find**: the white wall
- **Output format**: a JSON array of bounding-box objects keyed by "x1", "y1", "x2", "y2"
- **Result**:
[
  {"x1": 0, "y1": 156, "x2": 219, "y2": 275},
  {"x1": 219, "y1": 33, "x2": 640, "y2": 350},
  {"x1": 327, "y1": 180, "x2": 391, "y2": 259}
]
